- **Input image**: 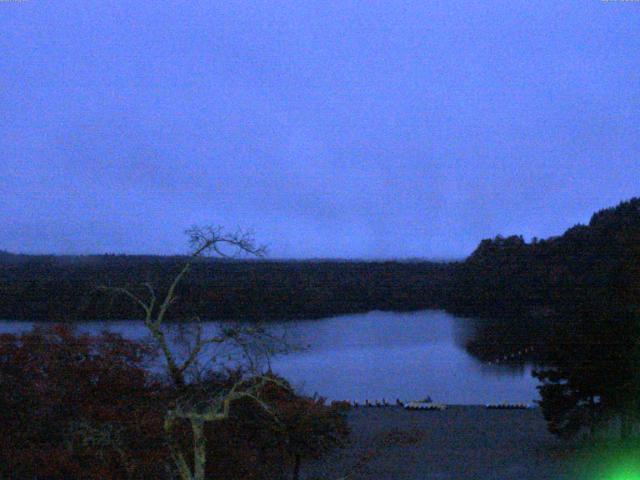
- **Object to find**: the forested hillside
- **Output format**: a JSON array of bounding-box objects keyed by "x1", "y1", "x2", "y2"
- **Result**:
[
  {"x1": 447, "y1": 198, "x2": 640, "y2": 321},
  {"x1": 0, "y1": 255, "x2": 453, "y2": 321}
]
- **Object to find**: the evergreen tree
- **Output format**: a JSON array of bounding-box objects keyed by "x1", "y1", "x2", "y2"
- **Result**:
[{"x1": 533, "y1": 309, "x2": 640, "y2": 440}]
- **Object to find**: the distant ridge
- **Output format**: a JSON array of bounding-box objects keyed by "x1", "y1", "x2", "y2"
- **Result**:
[
  {"x1": 1, "y1": 197, "x2": 639, "y2": 323},
  {"x1": 0, "y1": 250, "x2": 457, "y2": 265},
  {"x1": 0, "y1": 253, "x2": 454, "y2": 322}
]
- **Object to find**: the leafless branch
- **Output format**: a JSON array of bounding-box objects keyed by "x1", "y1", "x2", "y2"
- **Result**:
[
  {"x1": 185, "y1": 225, "x2": 267, "y2": 259},
  {"x1": 99, "y1": 226, "x2": 281, "y2": 480},
  {"x1": 97, "y1": 286, "x2": 153, "y2": 321}
]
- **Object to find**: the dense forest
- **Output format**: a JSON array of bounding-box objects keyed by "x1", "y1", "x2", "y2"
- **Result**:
[
  {"x1": 0, "y1": 255, "x2": 454, "y2": 321},
  {"x1": 1, "y1": 198, "x2": 639, "y2": 324},
  {"x1": 448, "y1": 197, "x2": 640, "y2": 320}
]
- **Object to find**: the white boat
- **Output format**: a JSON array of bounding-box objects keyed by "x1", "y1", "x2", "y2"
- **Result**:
[{"x1": 404, "y1": 401, "x2": 446, "y2": 411}]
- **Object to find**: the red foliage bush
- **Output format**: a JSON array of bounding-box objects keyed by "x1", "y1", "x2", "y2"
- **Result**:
[
  {"x1": 0, "y1": 326, "x2": 350, "y2": 479},
  {"x1": 0, "y1": 325, "x2": 167, "y2": 479}
]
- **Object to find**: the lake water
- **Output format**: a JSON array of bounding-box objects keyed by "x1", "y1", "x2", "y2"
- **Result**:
[{"x1": 0, "y1": 310, "x2": 540, "y2": 405}]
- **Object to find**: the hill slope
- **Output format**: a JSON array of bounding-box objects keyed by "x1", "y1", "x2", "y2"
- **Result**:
[{"x1": 446, "y1": 197, "x2": 640, "y2": 319}]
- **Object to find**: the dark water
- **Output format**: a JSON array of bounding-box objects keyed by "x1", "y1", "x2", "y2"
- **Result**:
[{"x1": 0, "y1": 310, "x2": 539, "y2": 404}]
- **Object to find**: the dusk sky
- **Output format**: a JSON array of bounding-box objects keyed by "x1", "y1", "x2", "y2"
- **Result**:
[{"x1": 2, "y1": 1, "x2": 639, "y2": 259}]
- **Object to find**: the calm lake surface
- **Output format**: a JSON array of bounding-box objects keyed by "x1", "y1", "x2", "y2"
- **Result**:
[{"x1": 0, "y1": 310, "x2": 540, "y2": 405}]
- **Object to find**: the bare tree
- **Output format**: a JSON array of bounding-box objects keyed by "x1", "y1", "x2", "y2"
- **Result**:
[{"x1": 101, "y1": 226, "x2": 289, "y2": 480}]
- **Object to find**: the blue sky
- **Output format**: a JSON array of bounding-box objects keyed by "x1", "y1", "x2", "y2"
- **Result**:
[{"x1": 2, "y1": 0, "x2": 639, "y2": 258}]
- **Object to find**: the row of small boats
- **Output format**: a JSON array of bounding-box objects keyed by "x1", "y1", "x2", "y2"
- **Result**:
[
  {"x1": 338, "y1": 399, "x2": 531, "y2": 410},
  {"x1": 346, "y1": 397, "x2": 444, "y2": 410},
  {"x1": 349, "y1": 398, "x2": 402, "y2": 407},
  {"x1": 485, "y1": 403, "x2": 530, "y2": 409},
  {"x1": 404, "y1": 401, "x2": 446, "y2": 411}
]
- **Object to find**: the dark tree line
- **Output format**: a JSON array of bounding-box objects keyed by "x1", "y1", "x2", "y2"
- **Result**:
[
  {"x1": 0, "y1": 256, "x2": 454, "y2": 321},
  {"x1": 447, "y1": 198, "x2": 640, "y2": 321},
  {"x1": 3, "y1": 200, "x2": 639, "y2": 325}
]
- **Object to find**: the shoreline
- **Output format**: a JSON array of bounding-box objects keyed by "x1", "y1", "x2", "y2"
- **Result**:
[{"x1": 304, "y1": 405, "x2": 581, "y2": 480}]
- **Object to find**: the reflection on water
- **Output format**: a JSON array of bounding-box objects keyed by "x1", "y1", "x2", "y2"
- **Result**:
[
  {"x1": 0, "y1": 310, "x2": 540, "y2": 404},
  {"x1": 266, "y1": 310, "x2": 539, "y2": 404}
]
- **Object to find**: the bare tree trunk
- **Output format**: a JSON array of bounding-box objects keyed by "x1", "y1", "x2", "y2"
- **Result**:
[
  {"x1": 104, "y1": 226, "x2": 270, "y2": 480},
  {"x1": 192, "y1": 418, "x2": 207, "y2": 480},
  {"x1": 165, "y1": 414, "x2": 194, "y2": 480}
]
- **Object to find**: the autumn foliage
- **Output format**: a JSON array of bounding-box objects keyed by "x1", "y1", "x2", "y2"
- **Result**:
[
  {"x1": 0, "y1": 325, "x2": 349, "y2": 479},
  {"x1": 0, "y1": 324, "x2": 166, "y2": 478}
]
